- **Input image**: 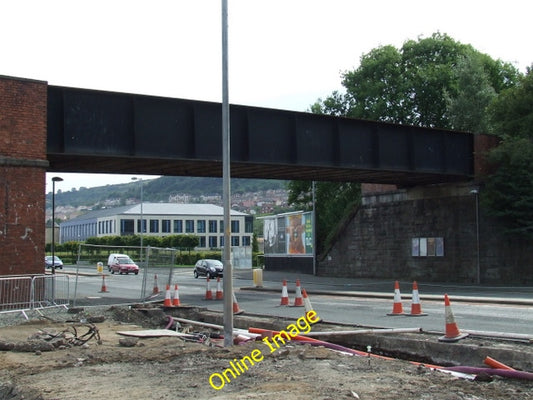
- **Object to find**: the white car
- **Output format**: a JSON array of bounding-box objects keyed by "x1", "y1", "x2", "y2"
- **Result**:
[{"x1": 45, "y1": 256, "x2": 63, "y2": 269}]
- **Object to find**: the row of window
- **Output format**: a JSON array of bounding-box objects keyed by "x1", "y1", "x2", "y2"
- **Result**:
[{"x1": 60, "y1": 217, "x2": 252, "y2": 243}]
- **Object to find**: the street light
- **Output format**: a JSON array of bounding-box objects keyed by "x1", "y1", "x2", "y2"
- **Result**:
[
  {"x1": 51, "y1": 177, "x2": 63, "y2": 275},
  {"x1": 470, "y1": 188, "x2": 480, "y2": 284},
  {"x1": 131, "y1": 177, "x2": 144, "y2": 264}
]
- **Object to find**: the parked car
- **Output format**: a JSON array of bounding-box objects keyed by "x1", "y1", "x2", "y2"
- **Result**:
[
  {"x1": 108, "y1": 254, "x2": 139, "y2": 275},
  {"x1": 194, "y1": 259, "x2": 223, "y2": 279},
  {"x1": 45, "y1": 256, "x2": 63, "y2": 269}
]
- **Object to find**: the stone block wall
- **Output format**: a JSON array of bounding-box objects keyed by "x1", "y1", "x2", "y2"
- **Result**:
[{"x1": 319, "y1": 186, "x2": 533, "y2": 284}]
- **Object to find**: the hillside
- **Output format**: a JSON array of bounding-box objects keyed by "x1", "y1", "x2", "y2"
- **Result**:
[{"x1": 46, "y1": 176, "x2": 290, "y2": 222}]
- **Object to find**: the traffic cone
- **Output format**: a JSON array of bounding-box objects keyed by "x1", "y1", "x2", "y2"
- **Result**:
[
  {"x1": 205, "y1": 277, "x2": 213, "y2": 300},
  {"x1": 280, "y1": 279, "x2": 289, "y2": 306},
  {"x1": 407, "y1": 281, "x2": 427, "y2": 316},
  {"x1": 292, "y1": 279, "x2": 304, "y2": 307},
  {"x1": 386, "y1": 280, "x2": 405, "y2": 315},
  {"x1": 172, "y1": 284, "x2": 181, "y2": 306},
  {"x1": 215, "y1": 277, "x2": 223, "y2": 300},
  {"x1": 99, "y1": 275, "x2": 108, "y2": 293},
  {"x1": 232, "y1": 292, "x2": 244, "y2": 315},
  {"x1": 152, "y1": 274, "x2": 160, "y2": 295},
  {"x1": 302, "y1": 288, "x2": 321, "y2": 322},
  {"x1": 163, "y1": 284, "x2": 172, "y2": 307},
  {"x1": 438, "y1": 294, "x2": 469, "y2": 342}
]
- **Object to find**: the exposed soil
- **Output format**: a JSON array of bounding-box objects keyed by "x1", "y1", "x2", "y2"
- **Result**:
[{"x1": 0, "y1": 305, "x2": 531, "y2": 400}]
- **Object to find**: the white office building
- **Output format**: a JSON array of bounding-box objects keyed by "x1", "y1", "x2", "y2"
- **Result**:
[{"x1": 59, "y1": 203, "x2": 253, "y2": 250}]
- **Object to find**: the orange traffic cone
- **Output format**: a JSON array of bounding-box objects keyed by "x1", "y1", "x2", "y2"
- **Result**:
[
  {"x1": 280, "y1": 279, "x2": 289, "y2": 306},
  {"x1": 205, "y1": 277, "x2": 213, "y2": 300},
  {"x1": 215, "y1": 277, "x2": 223, "y2": 300},
  {"x1": 302, "y1": 288, "x2": 321, "y2": 322},
  {"x1": 407, "y1": 281, "x2": 427, "y2": 316},
  {"x1": 387, "y1": 280, "x2": 405, "y2": 315},
  {"x1": 163, "y1": 284, "x2": 172, "y2": 307},
  {"x1": 232, "y1": 292, "x2": 244, "y2": 315},
  {"x1": 152, "y1": 274, "x2": 160, "y2": 295},
  {"x1": 172, "y1": 284, "x2": 181, "y2": 306},
  {"x1": 99, "y1": 275, "x2": 108, "y2": 293},
  {"x1": 292, "y1": 279, "x2": 304, "y2": 307},
  {"x1": 438, "y1": 294, "x2": 468, "y2": 342}
]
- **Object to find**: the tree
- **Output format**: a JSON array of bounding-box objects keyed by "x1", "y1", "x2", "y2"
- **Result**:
[
  {"x1": 312, "y1": 32, "x2": 520, "y2": 129},
  {"x1": 489, "y1": 66, "x2": 533, "y2": 139},
  {"x1": 482, "y1": 68, "x2": 533, "y2": 236},
  {"x1": 445, "y1": 53, "x2": 497, "y2": 133}
]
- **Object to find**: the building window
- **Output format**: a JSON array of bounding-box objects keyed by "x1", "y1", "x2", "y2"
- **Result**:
[
  {"x1": 209, "y1": 220, "x2": 217, "y2": 233},
  {"x1": 199, "y1": 236, "x2": 206, "y2": 247},
  {"x1": 242, "y1": 236, "x2": 251, "y2": 246},
  {"x1": 219, "y1": 220, "x2": 224, "y2": 233},
  {"x1": 185, "y1": 220, "x2": 195, "y2": 233},
  {"x1": 231, "y1": 220, "x2": 240, "y2": 233},
  {"x1": 197, "y1": 220, "x2": 206, "y2": 233},
  {"x1": 121, "y1": 219, "x2": 135, "y2": 235},
  {"x1": 137, "y1": 219, "x2": 146, "y2": 234},
  {"x1": 150, "y1": 219, "x2": 159, "y2": 233},
  {"x1": 245, "y1": 216, "x2": 253, "y2": 233},
  {"x1": 208, "y1": 236, "x2": 217, "y2": 248},
  {"x1": 162, "y1": 219, "x2": 171, "y2": 233},
  {"x1": 231, "y1": 236, "x2": 240, "y2": 246},
  {"x1": 412, "y1": 237, "x2": 444, "y2": 257},
  {"x1": 220, "y1": 236, "x2": 224, "y2": 247},
  {"x1": 173, "y1": 220, "x2": 183, "y2": 233}
]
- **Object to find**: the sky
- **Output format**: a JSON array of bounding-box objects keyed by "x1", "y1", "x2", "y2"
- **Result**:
[{"x1": 2, "y1": 0, "x2": 530, "y2": 192}]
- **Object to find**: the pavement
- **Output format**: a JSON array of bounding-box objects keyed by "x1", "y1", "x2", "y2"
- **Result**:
[{"x1": 235, "y1": 268, "x2": 533, "y2": 306}]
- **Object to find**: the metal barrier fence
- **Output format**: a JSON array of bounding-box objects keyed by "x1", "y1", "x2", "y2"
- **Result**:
[
  {"x1": 72, "y1": 245, "x2": 176, "y2": 306},
  {"x1": 0, "y1": 275, "x2": 70, "y2": 318}
]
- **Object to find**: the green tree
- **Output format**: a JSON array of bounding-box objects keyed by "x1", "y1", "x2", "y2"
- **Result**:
[
  {"x1": 489, "y1": 66, "x2": 533, "y2": 139},
  {"x1": 482, "y1": 137, "x2": 533, "y2": 236},
  {"x1": 312, "y1": 32, "x2": 520, "y2": 129},
  {"x1": 445, "y1": 53, "x2": 497, "y2": 133},
  {"x1": 482, "y1": 68, "x2": 533, "y2": 236}
]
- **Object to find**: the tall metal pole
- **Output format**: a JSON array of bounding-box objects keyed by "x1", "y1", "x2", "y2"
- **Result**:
[
  {"x1": 132, "y1": 177, "x2": 144, "y2": 266},
  {"x1": 312, "y1": 181, "x2": 316, "y2": 276},
  {"x1": 221, "y1": 0, "x2": 233, "y2": 347},
  {"x1": 474, "y1": 190, "x2": 480, "y2": 284},
  {"x1": 51, "y1": 177, "x2": 63, "y2": 275}
]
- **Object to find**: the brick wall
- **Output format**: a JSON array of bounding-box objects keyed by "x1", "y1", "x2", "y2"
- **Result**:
[
  {"x1": 319, "y1": 185, "x2": 533, "y2": 284},
  {"x1": 0, "y1": 76, "x2": 48, "y2": 275}
]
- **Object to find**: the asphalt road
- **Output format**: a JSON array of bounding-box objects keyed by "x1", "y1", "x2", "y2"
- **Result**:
[{"x1": 60, "y1": 265, "x2": 533, "y2": 336}]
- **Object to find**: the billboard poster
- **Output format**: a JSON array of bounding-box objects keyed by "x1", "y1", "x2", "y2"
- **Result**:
[{"x1": 263, "y1": 211, "x2": 313, "y2": 256}]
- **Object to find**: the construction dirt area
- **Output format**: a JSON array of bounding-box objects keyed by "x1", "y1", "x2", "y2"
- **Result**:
[{"x1": 0, "y1": 304, "x2": 532, "y2": 400}]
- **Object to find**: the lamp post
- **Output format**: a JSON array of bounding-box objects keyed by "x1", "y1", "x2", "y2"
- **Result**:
[
  {"x1": 470, "y1": 188, "x2": 480, "y2": 284},
  {"x1": 131, "y1": 178, "x2": 144, "y2": 264},
  {"x1": 51, "y1": 177, "x2": 63, "y2": 275}
]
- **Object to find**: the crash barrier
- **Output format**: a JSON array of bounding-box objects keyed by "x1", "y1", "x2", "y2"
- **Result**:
[{"x1": 0, "y1": 275, "x2": 70, "y2": 316}]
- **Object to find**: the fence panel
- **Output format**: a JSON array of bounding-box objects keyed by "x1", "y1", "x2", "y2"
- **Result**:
[
  {"x1": 0, "y1": 276, "x2": 33, "y2": 313},
  {"x1": 32, "y1": 275, "x2": 70, "y2": 309}
]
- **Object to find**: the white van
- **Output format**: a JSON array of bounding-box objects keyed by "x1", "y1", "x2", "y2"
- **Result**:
[{"x1": 107, "y1": 253, "x2": 139, "y2": 275}]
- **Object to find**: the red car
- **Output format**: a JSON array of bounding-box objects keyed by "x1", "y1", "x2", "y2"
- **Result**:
[{"x1": 109, "y1": 255, "x2": 139, "y2": 275}]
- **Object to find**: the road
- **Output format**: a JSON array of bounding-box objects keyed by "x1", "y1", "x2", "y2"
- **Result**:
[{"x1": 60, "y1": 265, "x2": 533, "y2": 336}]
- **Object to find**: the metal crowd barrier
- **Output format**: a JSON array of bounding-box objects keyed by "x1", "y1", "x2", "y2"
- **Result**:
[{"x1": 0, "y1": 275, "x2": 70, "y2": 318}]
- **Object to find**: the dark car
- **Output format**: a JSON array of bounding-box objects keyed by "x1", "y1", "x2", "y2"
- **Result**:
[
  {"x1": 45, "y1": 256, "x2": 63, "y2": 269},
  {"x1": 109, "y1": 256, "x2": 139, "y2": 275},
  {"x1": 194, "y1": 259, "x2": 223, "y2": 279}
]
